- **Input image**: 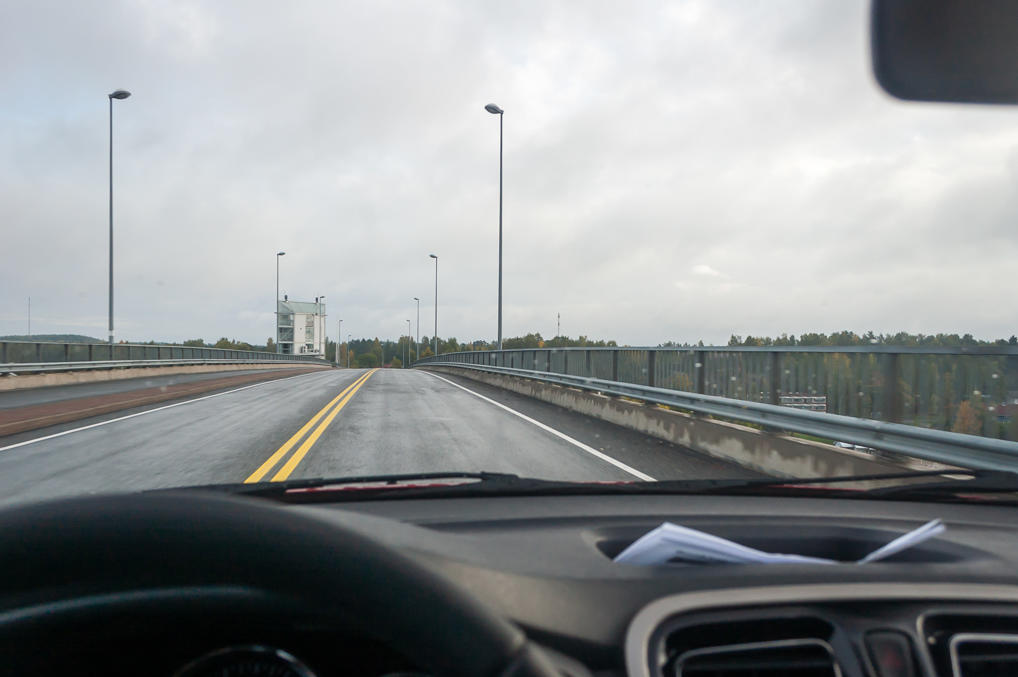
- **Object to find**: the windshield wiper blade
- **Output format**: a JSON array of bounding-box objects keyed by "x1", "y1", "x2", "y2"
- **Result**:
[
  {"x1": 680, "y1": 469, "x2": 1018, "y2": 503},
  {"x1": 859, "y1": 470, "x2": 1018, "y2": 500},
  {"x1": 167, "y1": 471, "x2": 526, "y2": 497},
  {"x1": 679, "y1": 469, "x2": 983, "y2": 494},
  {"x1": 163, "y1": 469, "x2": 1011, "y2": 503},
  {"x1": 178, "y1": 471, "x2": 679, "y2": 502}
]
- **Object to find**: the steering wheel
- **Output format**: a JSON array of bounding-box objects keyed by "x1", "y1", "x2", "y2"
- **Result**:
[{"x1": 0, "y1": 491, "x2": 560, "y2": 676}]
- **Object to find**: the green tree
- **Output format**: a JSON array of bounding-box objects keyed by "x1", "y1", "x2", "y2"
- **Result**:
[
  {"x1": 390, "y1": 356, "x2": 402, "y2": 369},
  {"x1": 504, "y1": 333, "x2": 543, "y2": 349},
  {"x1": 798, "y1": 332, "x2": 827, "y2": 346},
  {"x1": 212, "y1": 337, "x2": 253, "y2": 350},
  {"x1": 357, "y1": 353, "x2": 379, "y2": 368}
]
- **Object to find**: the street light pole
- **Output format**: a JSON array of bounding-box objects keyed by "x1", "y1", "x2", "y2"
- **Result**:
[
  {"x1": 429, "y1": 254, "x2": 438, "y2": 356},
  {"x1": 338, "y1": 319, "x2": 342, "y2": 366},
  {"x1": 413, "y1": 297, "x2": 420, "y2": 364},
  {"x1": 319, "y1": 295, "x2": 326, "y2": 359},
  {"x1": 406, "y1": 319, "x2": 411, "y2": 368},
  {"x1": 485, "y1": 103, "x2": 504, "y2": 350},
  {"x1": 275, "y1": 251, "x2": 285, "y2": 353},
  {"x1": 108, "y1": 89, "x2": 131, "y2": 345}
]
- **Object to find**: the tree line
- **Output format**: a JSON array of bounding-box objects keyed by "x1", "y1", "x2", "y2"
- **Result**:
[{"x1": 727, "y1": 331, "x2": 1018, "y2": 348}]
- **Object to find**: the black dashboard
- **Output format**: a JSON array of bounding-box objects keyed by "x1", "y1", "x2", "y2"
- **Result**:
[
  {"x1": 4, "y1": 491, "x2": 1018, "y2": 676},
  {"x1": 320, "y1": 492, "x2": 1018, "y2": 677}
]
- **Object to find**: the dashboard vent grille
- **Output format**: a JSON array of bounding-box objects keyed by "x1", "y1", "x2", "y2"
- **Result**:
[
  {"x1": 951, "y1": 634, "x2": 1018, "y2": 677},
  {"x1": 676, "y1": 638, "x2": 840, "y2": 677}
]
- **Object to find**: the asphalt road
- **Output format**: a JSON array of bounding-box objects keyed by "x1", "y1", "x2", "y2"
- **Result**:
[{"x1": 0, "y1": 368, "x2": 761, "y2": 507}]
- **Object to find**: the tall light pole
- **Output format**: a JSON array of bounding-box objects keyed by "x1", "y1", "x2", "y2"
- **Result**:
[
  {"x1": 429, "y1": 254, "x2": 438, "y2": 356},
  {"x1": 406, "y1": 319, "x2": 411, "y2": 368},
  {"x1": 319, "y1": 295, "x2": 326, "y2": 358},
  {"x1": 108, "y1": 89, "x2": 131, "y2": 345},
  {"x1": 485, "y1": 102, "x2": 504, "y2": 350},
  {"x1": 275, "y1": 251, "x2": 285, "y2": 353},
  {"x1": 337, "y1": 318, "x2": 342, "y2": 366},
  {"x1": 413, "y1": 297, "x2": 420, "y2": 364}
]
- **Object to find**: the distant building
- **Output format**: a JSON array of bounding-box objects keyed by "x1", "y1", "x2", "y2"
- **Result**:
[
  {"x1": 779, "y1": 394, "x2": 827, "y2": 413},
  {"x1": 997, "y1": 403, "x2": 1017, "y2": 425},
  {"x1": 277, "y1": 298, "x2": 326, "y2": 356}
]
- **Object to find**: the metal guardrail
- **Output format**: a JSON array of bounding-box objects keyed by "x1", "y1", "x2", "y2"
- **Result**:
[
  {"x1": 418, "y1": 361, "x2": 1018, "y2": 472},
  {"x1": 0, "y1": 340, "x2": 328, "y2": 374},
  {"x1": 416, "y1": 345, "x2": 1018, "y2": 441},
  {"x1": 0, "y1": 358, "x2": 328, "y2": 375}
]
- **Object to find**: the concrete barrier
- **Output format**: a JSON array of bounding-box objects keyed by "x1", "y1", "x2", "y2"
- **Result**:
[
  {"x1": 424, "y1": 366, "x2": 910, "y2": 479},
  {"x1": 0, "y1": 362, "x2": 331, "y2": 392}
]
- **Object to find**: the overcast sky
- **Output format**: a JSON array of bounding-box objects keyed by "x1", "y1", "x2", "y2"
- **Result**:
[{"x1": 2, "y1": 0, "x2": 1016, "y2": 347}]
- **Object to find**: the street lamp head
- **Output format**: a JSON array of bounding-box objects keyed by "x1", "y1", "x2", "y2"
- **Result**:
[
  {"x1": 277, "y1": 251, "x2": 285, "y2": 256},
  {"x1": 109, "y1": 90, "x2": 131, "y2": 100},
  {"x1": 414, "y1": 297, "x2": 419, "y2": 301},
  {"x1": 429, "y1": 254, "x2": 438, "y2": 259},
  {"x1": 484, "y1": 103, "x2": 503, "y2": 115}
]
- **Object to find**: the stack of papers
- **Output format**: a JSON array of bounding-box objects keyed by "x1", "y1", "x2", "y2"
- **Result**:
[{"x1": 613, "y1": 519, "x2": 945, "y2": 566}]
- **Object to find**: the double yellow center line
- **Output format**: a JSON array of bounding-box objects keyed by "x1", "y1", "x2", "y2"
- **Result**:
[{"x1": 244, "y1": 369, "x2": 377, "y2": 483}]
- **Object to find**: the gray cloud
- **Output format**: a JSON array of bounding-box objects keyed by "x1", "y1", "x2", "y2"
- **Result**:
[{"x1": 1, "y1": 0, "x2": 1016, "y2": 347}]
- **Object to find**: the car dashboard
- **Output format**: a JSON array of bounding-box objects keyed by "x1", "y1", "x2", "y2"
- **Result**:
[
  {"x1": 5, "y1": 491, "x2": 1018, "y2": 676},
  {"x1": 331, "y1": 492, "x2": 1018, "y2": 677}
]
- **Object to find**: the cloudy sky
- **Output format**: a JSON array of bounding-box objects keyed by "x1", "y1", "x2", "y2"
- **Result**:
[{"x1": 1, "y1": 0, "x2": 1016, "y2": 346}]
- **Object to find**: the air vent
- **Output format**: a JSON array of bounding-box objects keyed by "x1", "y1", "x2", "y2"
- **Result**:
[
  {"x1": 676, "y1": 638, "x2": 840, "y2": 677},
  {"x1": 950, "y1": 634, "x2": 1018, "y2": 677}
]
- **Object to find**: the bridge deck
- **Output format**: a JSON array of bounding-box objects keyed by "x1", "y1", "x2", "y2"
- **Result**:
[{"x1": 0, "y1": 369, "x2": 760, "y2": 507}]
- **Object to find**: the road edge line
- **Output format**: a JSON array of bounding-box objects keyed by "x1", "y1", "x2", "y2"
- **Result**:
[{"x1": 423, "y1": 371, "x2": 655, "y2": 481}]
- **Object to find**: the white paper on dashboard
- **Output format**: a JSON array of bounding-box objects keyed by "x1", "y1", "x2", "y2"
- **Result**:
[
  {"x1": 857, "y1": 518, "x2": 945, "y2": 563},
  {"x1": 612, "y1": 519, "x2": 944, "y2": 566}
]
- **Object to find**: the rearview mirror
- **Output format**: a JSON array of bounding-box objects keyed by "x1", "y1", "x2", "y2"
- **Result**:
[{"x1": 872, "y1": 0, "x2": 1018, "y2": 103}]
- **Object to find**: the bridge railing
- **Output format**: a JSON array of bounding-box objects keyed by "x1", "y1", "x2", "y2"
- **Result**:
[
  {"x1": 416, "y1": 345, "x2": 1018, "y2": 442},
  {"x1": 1, "y1": 339, "x2": 328, "y2": 373}
]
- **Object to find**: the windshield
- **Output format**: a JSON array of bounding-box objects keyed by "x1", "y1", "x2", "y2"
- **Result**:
[{"x1": 1, "y1": 1, "x2": 1017, "y2": 508}]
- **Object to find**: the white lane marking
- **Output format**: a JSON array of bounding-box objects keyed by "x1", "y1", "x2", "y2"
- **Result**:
[
  {"x1": 423, "y1": 371, "x2": 656, "y2": 481},
  {"x1": 0, "y1": 370, "x2": 339, "y2": 453}
]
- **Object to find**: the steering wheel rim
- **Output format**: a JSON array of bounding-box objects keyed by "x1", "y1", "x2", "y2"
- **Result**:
[{"x1": 0, "y1": 491, "x2": 559, "y2": 677}]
